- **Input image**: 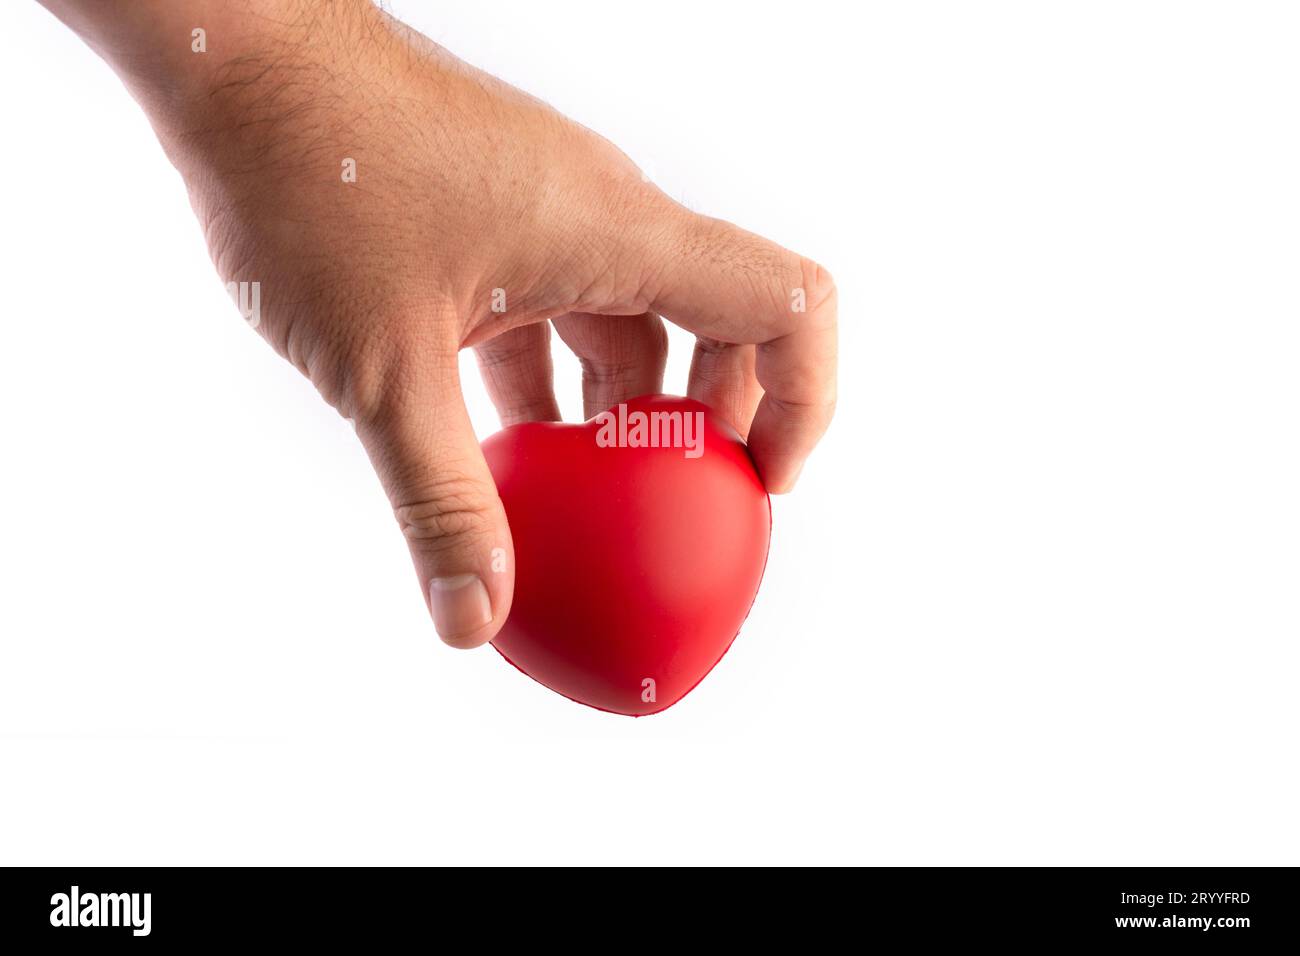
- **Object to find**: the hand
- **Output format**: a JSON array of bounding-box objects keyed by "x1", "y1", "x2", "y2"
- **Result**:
[{"x1": 41, "y1": 0, "x2": 838, "y2": 648}]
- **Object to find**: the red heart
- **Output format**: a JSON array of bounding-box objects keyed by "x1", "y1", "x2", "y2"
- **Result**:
[{"x1": 482, "y1": 394, "x2": 772, "y2": 716}]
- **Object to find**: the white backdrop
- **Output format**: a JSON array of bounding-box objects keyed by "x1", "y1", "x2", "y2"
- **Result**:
[{"x1": 1, "y1": 1, "x2": 1297, "y2": 865}]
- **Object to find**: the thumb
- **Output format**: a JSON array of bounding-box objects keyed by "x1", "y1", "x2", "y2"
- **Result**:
[{"x1": 354, "y1": 356, "x2": 514, "y2": 649}]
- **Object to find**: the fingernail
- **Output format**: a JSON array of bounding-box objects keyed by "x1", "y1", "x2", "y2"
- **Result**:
[{"x1": 429, "y1": 574, "x2": 492, "y2": 644}]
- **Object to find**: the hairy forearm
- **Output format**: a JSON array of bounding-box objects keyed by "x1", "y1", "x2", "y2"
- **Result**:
[{"x1": 36, "y1": 1, "x2": 379, "y2": 134}]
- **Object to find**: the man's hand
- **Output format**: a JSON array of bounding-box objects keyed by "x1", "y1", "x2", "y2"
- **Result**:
[{"x1": 39, "y1": 0, "x2": 837, "y2": 647}]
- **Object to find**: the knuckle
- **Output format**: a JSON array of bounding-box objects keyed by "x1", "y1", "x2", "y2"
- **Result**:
[
  {"x1": 303, "y1": 310, "x2": 389, "y2": 420},
  {"x1": 394, "y1": 477, "x2": 497, "y2": 545},
  {"x1": 497, "y1": 398, "x2": 555, "y2": 426},
  {"x1": 578, "y1": 355, "x2": 636, "y2": 385},
  {"x1": 770, "y1": 391, "x2": 838, "y2": 435},
  {"x1": 686, "y1": 216, "x2": 835, "y2": 322},
  {"x1": 476, "y1": 324, "x2": 547, "y2": 369},
  {"x1": 334, "y1": 298, "x2": 458, "y2": 427}
]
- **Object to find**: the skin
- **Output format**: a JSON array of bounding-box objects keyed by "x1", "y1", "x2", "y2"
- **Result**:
[{"x1": 37, "y1": 0, "x2": 838, "y2": 648}]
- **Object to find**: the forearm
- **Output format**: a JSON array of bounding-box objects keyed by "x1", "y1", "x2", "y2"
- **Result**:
[{"x1": 36, "y1": 0, "x2": 379, "y2": 143}]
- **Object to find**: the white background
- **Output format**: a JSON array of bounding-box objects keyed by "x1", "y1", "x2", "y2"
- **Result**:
[{"x1": 1, "y1": 1, "x2": 1297, "y2": 865}]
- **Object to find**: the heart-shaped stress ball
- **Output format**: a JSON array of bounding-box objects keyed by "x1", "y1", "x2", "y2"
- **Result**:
[{"x1": 482, "y1": 394, "x2": 771, "y2": 716}]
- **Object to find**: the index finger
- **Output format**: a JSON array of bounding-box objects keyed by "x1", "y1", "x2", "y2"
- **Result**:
[{"x1": 645, "y1": 212, "x2": 838, "y2": 491}]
